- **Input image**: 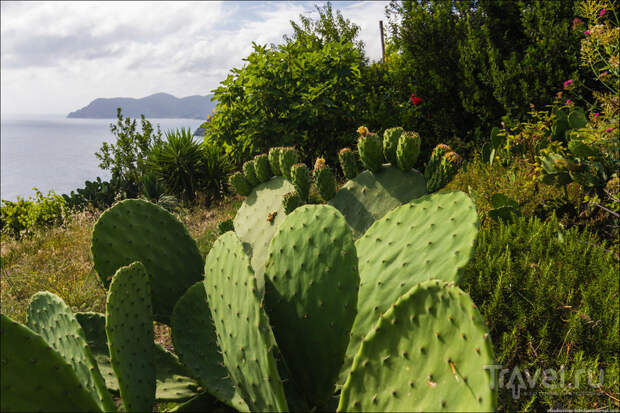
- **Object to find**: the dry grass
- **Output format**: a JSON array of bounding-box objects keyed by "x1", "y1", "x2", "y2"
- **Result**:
[{"x1": 0, "y1": 196, "x2": 243, "y2": 324}]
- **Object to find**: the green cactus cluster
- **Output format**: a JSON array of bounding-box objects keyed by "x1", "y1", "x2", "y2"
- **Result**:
[
  {"x1": 425, "y1": 144, "x2": 463, "y2": 192},
  {"x1": 3, "y1": 126, "x2": 481, "y2": 412}
]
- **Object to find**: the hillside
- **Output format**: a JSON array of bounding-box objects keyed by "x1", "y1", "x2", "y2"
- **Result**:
[{"x1": 67, "y1": 92, "x2": 216, "y2": 119}]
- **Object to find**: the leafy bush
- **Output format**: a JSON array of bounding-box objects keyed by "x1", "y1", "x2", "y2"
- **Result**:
[
  {"x1": 147, "y1": 129, "x2": 232, "y2": 204},
  {"x1": 205, "y1": 5, "x2": 365, "y2": 165},
  {"x1": 1, "y1": 189, "x2": 67, "y2": 239},
  {"x1": 461, "y1": 215, "x2": 619, "y2": 411},
  {"x1": 62, "y1": 177, "x2": 119, "y2": 211},
  {"x1": 95, "y1": 108, "x2": 162, "y2": 198}
]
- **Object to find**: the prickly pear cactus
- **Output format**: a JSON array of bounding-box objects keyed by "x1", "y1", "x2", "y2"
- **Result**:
[
  {"x1": 229, "y1": 171, "x2": 252, "y2": 196},
  {"x1": 329, "y1": 166, "x2": 427, "y2": 239},
  {"x1": 0, "y1": 314, "x2": 103, "y2": 412},
  {"x1": 282, "y1": 191, "x2": 303, "y2": 214},
  {"x1": 313, "y1": 160, "x2": 336, "y2": 201},
  {"x1": 395, "y1": 131, "x2": 420, "y2": 171},
  {"x1": 26, "y1": 292, "x2": 115, "y2": 412},
  {"x1": 91, "y1": 199, "x2": 204, "y2": 324},
  {"x1": 338, "y1": 147, "x2": 358, "y2": 180},
  {"x1": 290, "y1": 163, "x2": 310, "y2": 201},
  {"x1": 383, "y1": 127, "x2": 404, "y2": 165},
  {"x1": 233, "y1": 176, "x2": 295, "y2": 291},
  {"x1": 203, "y1": 232, "x2": 288, "y2": 412},
  {"x1": 254, "y1": 153, "x2": 272, "y2": 183},
  {"x1": 268, "y1": 147, "x2": 283, "y2": 176},
  {"x1": 243, "y1": 160, "x2": 260, "y2": 187},
  {"x1": 264, "y1": 205, "x2": 359, "y2": 407},
  {"x1": 339, "y1": 191, "x2": 479, "y2": 384},
  {"x1": 358, "y1": 133, "x2": 384, "y2": 173},
  {"x1": 338, "y1": 281, "x2": 496, "y2": 412},
  {"x1": 106, "y1": 261, "x2": 156, "y2": 412},
  {"x1": 279, "y1": 147, "x2": 300, "y2": 180},
  {"x1": 171, "y1": 282, "x2": 249, "y2": 412},
  {"x1": 76, "y1": 312, "x2": 202, "y2": 402},
  {"x1": 424, "y1": 144, "x2": 452, "y2": 192}
]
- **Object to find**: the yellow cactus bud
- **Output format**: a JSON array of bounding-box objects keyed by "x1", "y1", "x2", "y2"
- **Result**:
[{"x1": 357, "y1": 126, "x2": 370, "y2": 136}]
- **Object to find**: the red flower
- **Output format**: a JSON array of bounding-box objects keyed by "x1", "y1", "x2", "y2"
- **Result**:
[{"x1": 410, "y1": 93, "x2": 422, "y2": 106}]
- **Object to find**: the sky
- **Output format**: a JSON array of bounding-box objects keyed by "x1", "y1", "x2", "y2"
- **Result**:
[{"x1": 0, "y1": 1, "x2": 390, "y2": 115}]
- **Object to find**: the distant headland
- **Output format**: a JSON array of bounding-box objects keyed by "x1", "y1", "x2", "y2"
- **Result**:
[{"x1": 67, "y1": 92, "x2": 217, "y2": 119}]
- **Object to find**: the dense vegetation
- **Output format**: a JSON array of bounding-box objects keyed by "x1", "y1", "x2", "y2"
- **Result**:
[{"x1": 1, "y1": 1, "x2": 618, "y2": 411}]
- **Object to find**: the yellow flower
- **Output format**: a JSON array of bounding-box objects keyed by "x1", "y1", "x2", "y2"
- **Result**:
[{"x1": 357, "y1": 126, "x2": 370, "y2": 136}]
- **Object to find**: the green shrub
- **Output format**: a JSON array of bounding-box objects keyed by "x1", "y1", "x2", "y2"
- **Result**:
[
  {"x1": 62, "y1": 177, "x2": 119, "y2": 211},
  {"x1": 95, "y1": 108, "x2": 162, "y2": 198},
  {"x1": 205, "y1": 8, "x2": 365, "y2": 166},
  {"x1": 461, "y1": 215, "x2": 619, "y2": 411},
  {"x1": 1, "y1": 189, "x2": 67, "y2": 239}
]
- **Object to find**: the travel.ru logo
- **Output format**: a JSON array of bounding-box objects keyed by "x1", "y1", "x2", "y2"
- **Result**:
[{"x1": 485, "y1": 365, "x2": 606, "y2": 399}]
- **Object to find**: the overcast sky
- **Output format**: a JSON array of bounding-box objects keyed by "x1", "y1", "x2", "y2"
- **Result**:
[{"x1": 1, "y1": 1, "x2": 389, "y2": 115}]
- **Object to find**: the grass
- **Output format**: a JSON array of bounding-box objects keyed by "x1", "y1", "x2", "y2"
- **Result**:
[{"x1": 0, "y1": 196, "x2": 243, "y2": 324}]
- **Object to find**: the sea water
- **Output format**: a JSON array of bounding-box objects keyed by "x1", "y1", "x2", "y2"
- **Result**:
[{"x1": 0, "y1": 114, "x2": 204, "y2": 201}]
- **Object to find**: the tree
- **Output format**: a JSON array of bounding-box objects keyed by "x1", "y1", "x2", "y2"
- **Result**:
[{"x1": 95, "y1": 108, "x2": 162, "y2": 198}]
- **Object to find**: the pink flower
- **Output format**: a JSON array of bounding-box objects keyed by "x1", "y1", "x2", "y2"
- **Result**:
[
  {"x1": 599, "y1": 8, "x2": 606, "y2": 16},
  {"x1": 572, "y1": 17, "x2": 584, "y2": 30},
  {"x1": 566, "y1": 99, "x2": 572, "y2": 104},
  {"x1": 594, "y1": 112, "x2": 600, "y2": 117},
  {"x1": 600, "y1": 71, "x2": 609, "y2": 79},
  {"x1": 605, "y1": 128, "x2": 614, "y2": 133},
  {"x1": 585, "y1": 30, "x2": 591, "y2": 35},
  {"x1": 563, "y1": 79, "x2": 573, "y2": 89}
]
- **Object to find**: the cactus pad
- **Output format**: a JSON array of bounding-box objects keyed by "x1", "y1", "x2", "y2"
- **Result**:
[
  {"x1": 313, "y1": 163, "x2": 337, "y2": 201},
  {"x1": 382, "y1": 127, "x2": 404, "y2": 165},
  {"x1": 358, "y1": 133, "x2": 383, "y2": 172},
  {"x1": 230, "y1": 172, "x2": 252, "y2": 196},
  {"x1": 395, "y1": 131, "x2": 421, "y2": 171},
  {"x1": 282, "y1": 191, "x2": 303, "y2": 214},
  {"x1": 338, "y1": 147, "x2": 358, "y2": 180},
  {"x1": 339, "y1": 191, "x2": 479, "y2": 384},
  {"x1": 233, "y1": 176, "x2": 295, "y2": 291},
  {"x1": 268, "y1": 147, "x2": 283, "y2": 176},
  {"x1": 106, "y1": 262, "x2": 156, "y2": 412},
  {"x1": 328, "y1": 166, "x2": 426, "y2": 239},
  {"x1": 1, "y1": 314, "x2": 103, "y2": 412},
  {"x1": 279, "y1": 147, "x2": 300, "y2": 180},
  {"x1": 290, "y1": 163, "x2": 311, "y2": 201},
  {"x1": 203, "y1": 232, "x2": 288, "y2": 412},
  {"x1": 26, "y1": 293, "x2": 115, "y2": 412},
  {"x1": 243, "y1": 160, "x2": 260, "y2": 187},
  {"x1": 171, "y1": 282, "x2": 249, "y2": 411},
  {"x1": 264, "y1": 205, "x2": 359, "y2": 406},
  {"x1": 92, "y1": 199, "x2": 203, "y2": 324},
  {"x1": 76, "y1": 312, "x2": 201, "y2": 402},
  {"x1": 254, "y1": 154, "x2": 272, "y2": 183},
  {"x1": 338, "y1": 281, "x2": 496, "y2": 412}
]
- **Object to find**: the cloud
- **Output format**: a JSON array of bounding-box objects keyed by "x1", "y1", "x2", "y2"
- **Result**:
[{"x1": 1, "y1": 1, "x2": 389, "y2": 115}]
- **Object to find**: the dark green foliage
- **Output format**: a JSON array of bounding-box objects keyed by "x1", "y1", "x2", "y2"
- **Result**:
[
  {"x1": 62, "y1": 177, "x2": 120, "y2": 211},
  {"x1": 290, "y1": 163, "x2": 310, "y2": 201},
  {"x1": 217, "y1": 219, "x2": 234, "y2": 234},
  {"x1": 148, "y1": 129, "x2": 230, "y2": 203},
  {"x1": 460, "y1": 215, "x2": 619, "y2": 411},
  {"x1": 95, "y1": 108, "x2": 163, "y2": 198},
  {"x1": 205, "y1": 6, "x2": 365, "y2": 165},
  {"x1": 142, "y1": 173, "x2": 165, "y2": 202},
  {"x1": 337, "y1": 147, "x2": 358, "y2": 180},
  {"x1": 282, "y1": 191, "x2": 303, "y2": 214},
  {"x1": 229, "y1": 172, "x2": 252, "y2": 197},
  {"x1": 1, "y1": 189, "x2": 66, "y2": 239}
]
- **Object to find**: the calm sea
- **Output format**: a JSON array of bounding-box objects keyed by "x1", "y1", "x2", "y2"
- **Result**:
[{"x1": 0, "y1": 114, "x2": 204, "y2": 201}]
